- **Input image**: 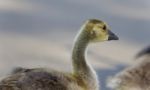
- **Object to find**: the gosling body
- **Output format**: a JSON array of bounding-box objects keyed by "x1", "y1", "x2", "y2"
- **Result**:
[{"x1": 108, "y1": 46, "x2": 150, "y2": 90}]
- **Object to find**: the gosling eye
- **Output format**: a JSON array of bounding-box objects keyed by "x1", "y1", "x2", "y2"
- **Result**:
[{"x1": 103, "y1": 25, "x2": 106, "y2": 30}]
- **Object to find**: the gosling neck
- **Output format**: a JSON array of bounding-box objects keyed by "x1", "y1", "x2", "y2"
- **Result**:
[
  {"x1": 72, "y1": 29, "x2": 99, "y2": 90},
  {"x1": 72, "y1": 30, "x2": 90, "y2": 74}
]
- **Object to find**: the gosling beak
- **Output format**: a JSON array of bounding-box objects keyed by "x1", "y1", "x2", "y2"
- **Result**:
[{"x1": 108, "y1": 30, "x2": 119, "y2": 41}]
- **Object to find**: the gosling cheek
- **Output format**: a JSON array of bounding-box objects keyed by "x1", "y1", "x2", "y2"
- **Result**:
[{"x1": 99, "y1": 34, "x2": 109, "y2": 41}]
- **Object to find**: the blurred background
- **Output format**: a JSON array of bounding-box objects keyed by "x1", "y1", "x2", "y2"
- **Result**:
[{"x1": 0, "y1": 0, "x2": 150, "y2": 90}]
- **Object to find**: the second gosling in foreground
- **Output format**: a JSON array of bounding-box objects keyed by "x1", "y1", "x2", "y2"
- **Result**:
[{"x1": 107, "y1": 46, "x2": 150, "y2": 90}]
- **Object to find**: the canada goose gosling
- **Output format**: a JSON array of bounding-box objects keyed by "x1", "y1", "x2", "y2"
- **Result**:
[
  {"x1": 107, "y1": 46, "x2": 150, "y2": 90},
  {"x1": 72, "y1": 19, "x2": 118, "y2": 90},
  {"x1": 0, "y1": 19, "x2": 119, "y2": 90}
]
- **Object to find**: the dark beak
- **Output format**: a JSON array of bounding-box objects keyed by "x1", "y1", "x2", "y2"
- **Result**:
[{"x1": 108, "y1": 30, "x2": 119, "y2": 41}]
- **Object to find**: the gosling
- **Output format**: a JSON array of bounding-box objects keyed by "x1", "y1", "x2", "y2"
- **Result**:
[
  {"x1": 0, "y1": 19, "x2": 118, "y2": 90},
  {"x1": 107, "y1": 46, "x2": 150, "y2": 90}
]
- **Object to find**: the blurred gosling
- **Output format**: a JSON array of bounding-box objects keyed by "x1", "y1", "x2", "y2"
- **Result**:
[{"x1": 107, "y1": 46, "x2": 150, "y2": 90}]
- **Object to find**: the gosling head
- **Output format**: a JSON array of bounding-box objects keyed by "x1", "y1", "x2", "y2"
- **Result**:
[{"x1": 81, "y1": 19, "x2": 119, "y2": 42}]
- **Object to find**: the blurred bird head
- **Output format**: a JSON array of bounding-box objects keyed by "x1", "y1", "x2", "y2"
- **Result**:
[{"x1": 135, "y1": 46, "x2": 150, "y2": 59}]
